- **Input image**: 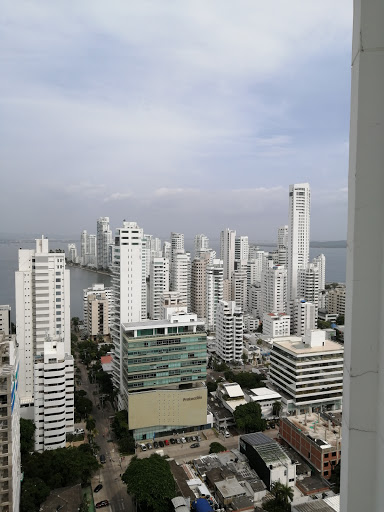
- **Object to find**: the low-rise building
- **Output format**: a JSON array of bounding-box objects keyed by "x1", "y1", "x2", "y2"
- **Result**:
[
  {"x1": 83, "y1": 284, "x2": 112, "y2": 339},
  {"x1": 239, "y1": 433, "x2": 296, "y2": 490},
  {"x1": 216, "y1": 382, "x2": 247, "y2": 414},
  {"x1": 262, "y1": 313, "x2": 290, "y2": 338},
  {"x1": 280, "y1": 413, "x2": 341, "y2": 480},
  {"x1": 269, "y1": 331, "x2": 343, "y2": 413},
  {"x1": 244, "y1": 387, "x2": 282, "y2": 418},
  {"x1": 100, "y1": 354, "x2": 113, "y2": 374}
]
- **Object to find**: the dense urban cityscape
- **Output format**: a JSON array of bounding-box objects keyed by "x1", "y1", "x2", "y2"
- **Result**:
[{"x1": 0, "y1": 182, "x2": 347, "y2": 512}]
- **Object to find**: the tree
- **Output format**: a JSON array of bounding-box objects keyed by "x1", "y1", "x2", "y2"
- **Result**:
[
  {"x1": 20, "y1": 418, "x2": 35, "y2": 457},
  {"x1": 74, "y1": 390, "x2": 93, "y2": 421},
  {"x1": 20, "y1": 477, "x2": 50, "y2": 512},
  {"x1": 123, "y1": 454, "x2": 176, "y2": 512},
  {"x1": 112, "y1": 410, "x2": 135, "y2": 454},
  {"x1": 86, "y1": 415, "x2": 96, "y2": 434},
  {"x1": 71, "y1": 332, "x2": 78, "y2": 343},
  {"x1": 242, "y1": 353, "x2": 248, "y2": 364},
  {"x1": 206, "y1": 381, "x2": 217, "y2": 393},
  {"x1": 233, "y1": 402, "x2": 266, "y2": 433},
  {"x1": 336, "y1": 314, "x2": 345, "y2": 325},
  {"x1": 209, "y1": 442, "x2": 226, "y2": 454},
  {"x1": 263, "y1": 482, "x2": 294, "y2": 511},
  {"x1": 272, "y1": 401, "x2": 282, "y2": 418},
  {"x1": 224, "y1": 370, "x2": 263, "y2": 389}
]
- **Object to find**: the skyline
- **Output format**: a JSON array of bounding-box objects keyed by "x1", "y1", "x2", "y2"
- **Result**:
[{"x1": 1, "y1": 1, "x2": 352, "y2": 239}]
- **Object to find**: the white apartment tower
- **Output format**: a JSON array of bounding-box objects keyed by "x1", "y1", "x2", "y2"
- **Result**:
[
  {"x1": 149, "y1": 257, "x2": 170, "y2": 320},
  {"x1": 231, "y1": 270, "x2": 247, "y2": 312},
  {"x1": 170, "y1": 232, "x2": 184, "y2": 254},
  {"x1": 83, "y1": 284, "x2": 113, "y2": 332},
  {"x1": 191, "y1": 254, "x2": 210, "y2": 319},
  {"x1": 0, "y1": 305, "x2": 11, "y2": 335},
  {"x1": 80, "y1": 230, "x2": 87, "y2": 264},
  {"x1": 194, "y1": 234, "x2": 210, "y2": 258},
  {"x1": 15, "y1": 237, "x2": 73, "y2": 451},
  {"x1": 216, "y1": 300, "x2": 243, "y2": 363},
  {"x1": 170, "y1": 250, "x2": 191, "y2": 310},
  {"x1": 206, "y1": 259, "x2": 224, "y2": 332},
  {"x1": 220, "y1": 228, "x2": 236, "y2": 280},
  {"x1": 277, "y1": 225, "x2": 288, "y2": 266},
  {"x1": 235, "y1": 236, "x2": 249, "y2": 264},
  {"x1": 67, "y1": 243, "x2": 78, "y2": 264},
  {"x1": 97, "y1": 217, "x2": 113, "y2": 269},
  {"x1": 261, "y1": 264, "x2": 287, "y2": 317},
  {"x1": 298, "y1": 264, "x2": 321, "y2": 318},
  {"x1": 312, "y1": 254, "x2": 326, "y2": 290},
  {"x1": 293, "y1": 299, "x2": 316, "y2": 337},
  {"x1": 111, "y1": 222, "x2": 147, "y2": 400},
  {"x1": 287, "y1": 184, "x2": 311, "y2": 302}
]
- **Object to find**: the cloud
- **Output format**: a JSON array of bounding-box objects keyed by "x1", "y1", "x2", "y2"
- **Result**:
[{"x1": 103, "y1": 192, "x2": 132, "y2": 202}]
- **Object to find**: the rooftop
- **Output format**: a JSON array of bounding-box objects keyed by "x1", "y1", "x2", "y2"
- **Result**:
[
  {"x1": 283, "y1": 413, "x2": 342, "y2": 449},
  {"x1": 292, "y1": 501, "x2": 335, "y2": 512},
  {"x1": 223, "y1": 383, "x2": 244, "y2": 398},
  {"x1": 122, "y1": 317, "x2": 205, "y2": 331},
  {"x1": 240, "y1": 433, "x2": 291, "y2": 467},
  {"x1": 100, "y1": 355, "x2": 112, "y2": 364},
  {"x1": 215, "y1": 478, "x2": 246, "y2": 498},
  {"x1": 249, "y1": 387, "x2": 281, "y2": 401},
  {"x1": 273, "y1": 337, "x2": 343, "y2": 355}
]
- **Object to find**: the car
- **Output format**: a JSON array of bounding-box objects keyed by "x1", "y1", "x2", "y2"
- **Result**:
[
  {"x1": 186, "y1": 436, "x2": 191, "y2": 442},
  {"x1": 140, "y1": 444, "x2": 147, "y2": 451},
  {"x1": 94, "y1": 484, "x2": 103, "y2": 493},
  {"x1": 170, "y1": 438, "x2": 176, "y2": 444},
  {"x1": 196, "y1": 435, "x2": 201, "y2": 442},
  {"x1": 153, "y1": 441, "x2": 159, "y2": 449},
  {"x1": 224, "y1": 431, "x2": 230, "y2": 438},
  {"x1": 164, "y1": 439, "x2": 170, "y2": 446},
  {"x1": 190, "y1": 443, "x2": 200, "y2": 448},
  {"x1": 159, "y1": 440, "x2": 164, "y2": 448},
  {"x1": 191, "y1": 436, "x2": 197, "y2": 441},
  {"x1": 265, "y1": 424, "x2": 271, "y2": 430},
  {"x1": 146, "y1": 443, "x2": 152, "y2": 450},
  {"x1": 270, "y1": 423, "x2": 275, "y2": 429},
  {"x1": 176, "y1": 438, "x2": 181, "y2": 444},
  {"x1": 181, "y1": 437, "x2": 186, "y2": 443},
  {"x1": 96, "y1": 501, "x2": 109, "y2": 509},
  {"x1": 100, "y1": 454, "x2": 106, "y2": 464}
]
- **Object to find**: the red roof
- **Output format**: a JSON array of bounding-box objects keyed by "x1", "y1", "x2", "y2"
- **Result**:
[{"x1": 101, "y1": 355, "x2": 112, "y2": 364}]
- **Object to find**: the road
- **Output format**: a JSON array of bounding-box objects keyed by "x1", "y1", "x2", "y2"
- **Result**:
[{"x1": 76, "y1": 358, "x2": 133, "y2": 512}]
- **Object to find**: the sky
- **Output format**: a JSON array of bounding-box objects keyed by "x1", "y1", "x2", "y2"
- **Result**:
[{"x1": 0, "y1": 1, "x2": 352, "y2": 243}]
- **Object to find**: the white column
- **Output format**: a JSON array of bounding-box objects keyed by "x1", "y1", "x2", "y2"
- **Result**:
[{"x1": 341, "y1": 2, "x2": 384, "y2": 510}]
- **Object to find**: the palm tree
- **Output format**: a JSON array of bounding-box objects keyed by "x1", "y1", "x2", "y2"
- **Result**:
[
  {"x1": 86, "y1": 415, "x2": 96, "y2": 433},
  {"x1": 270, "y1": 482, "x2": 294, "y2": 510},
  {"x1": 272, "y1": 401, "x2": 282, "y2": 418}
]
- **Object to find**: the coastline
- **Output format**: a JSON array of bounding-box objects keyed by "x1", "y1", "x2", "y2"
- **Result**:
[{"x1": 66, "y1": 262, "x2": 112, "y2": 277}]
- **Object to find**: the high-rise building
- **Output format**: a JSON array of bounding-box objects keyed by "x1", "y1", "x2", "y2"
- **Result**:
[
  {"x1": 191, "y1": 254, "x2": 210, "y2": 319},
  {"x1": 120, "y1": 307, "x2": 208, "y2": 439},
  {"x1": 170, "y1": 250, "x2": 191, "y2": 310},
  {"x1": 170, "y1": 232, "x2": 184, "y2": 254},
  {"x1": 149, "y1": 257, "x2": 169, "y2": 320},
  {"x1": 83, "y1": 283, "x2": 113, "y2": 330},
  {"x1": 194, "y1": 234, "x2": 210, "y2": 258},
  {"x1": 216, "y1": 300, "x2": 243, "y2": 363},
  {"x1": 326, "y1": 285, "x2": 346, "y2": 317},
  {"x1": 270, "y1": 330, "x2": 343, "y2": 414},
  {"x1": 97, "y1": 217, "x2": 113, "y2": 269},
  {"x1": 292, "y1": 298, "x2": 316, "y2": 336},
  {"x1": 15, "y1": 237, "x2": 73, "y2": 450},
  {"x1": 220, "y1": 228, "x2": 236, "y2": 280},
  {"x1": 312, "y1": 254, "x2": 326, "y2": 290},
  {"x1": 235, "y1": 235, "x2": 249, "y2": 264},
  {"x1": 111, "y1": 222, "x2": 147, "y2": 405},
  {"x1": 261, "y1": 264, "x2": 287, "y2": 317},
  {"x1": 88, "y1": 234, "x2": 97, "y2": 267},
  {"x1": 287, "y1": 183, "x2": 311, "y2": 303},
  {"x1": 248, "y1": 284, "x2": 262, "y2": 318},
  {"x1": 298, "y1": 264, "x2": 321, "y2": 318},
  {"x1": 205, "y1": 259, "x2": 224, "y2": 332},
  {"x1": 263, "y1": 313, "x2": 290, "y2": 338},
  {"x1": 0, "y1": 305, "x2": 11, "y2": 335},
  {"x1": 83, "y1": 286, "x2": 110, "y2": 340},
  {"x1": 231, "y1": 270, "x2": 247, "y2": 312},
  {"x1": 0, "y1": 332, "x2": 21, "y2": 512},
  {"x1": 67, "y1": 243, "x2": 78, "y2": 264},
  {"x1": 80, "y1": 230, "x2": 88, "y2": 264},
  {"x1": 277, "y1": 225, "x2": 288, "y2": 266}
]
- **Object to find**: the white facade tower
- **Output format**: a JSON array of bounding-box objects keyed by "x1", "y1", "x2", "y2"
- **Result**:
[
  {"x1": 97, "y1": 217, "x2": 113, "y2": 269},
  {"x1": 194, "y1": 234, "x2": 210, "y2": 258},
  {"x1": 261, "y1": 264, "x2": 288, "y2": 317},
  {"x1": 15, "y1": 237, "x2": 73, "y2": 450},
  {"x1": 149, "y1": 257, "x2": 170, "y2": 320},
  {"x1": 111, "y1": 222, "x2": 147, "y2": 403},
  {"x1": 216, "y1": 300, "x2": 243, "y2": 363},
  {"x1": 235, "y1": 236, "x2": 249, "y2": 264},
  {"x1": 220, "y1": 228, "x2": 236, "y2": 280},
  {"x1": 206, "y1": 259, "x2": 224, "y2": 332},
  {"x1": 287, "y1": 184, "x2": 311, "y2": 303},
  {"x1": 170, "y1": 250, "x2": 191, "y2": 311}
]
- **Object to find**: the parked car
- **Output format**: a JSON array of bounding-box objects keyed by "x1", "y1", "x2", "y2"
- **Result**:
[
  {"x1": 191, "y1": 436, "x2": 197, "y2": 441},
  {"x1": 164, "y1": 439, "x2": 170, "y2": 446},
  {"x1": 181, "y1": 437, "x2": 186, "y2": 443},
  {"x1": 94, "y1": 484, "x2": 103, "y2": 493},
  {"x1": 224, "y1": 431, "x2": 230, "y2": 438},
  {"x1": 146, "y1": 443, "x2": 152, "y2": 450},
  {"x1": 186, "y1": 436, "x2": 191, "y2": 442},
  {"x1": 100, "y1": 454, "x2": 106, "y2": 464},
  {"x1": 140, "y1": 444, "x2": 147, "y2": 451},
  {"x1": 153, "y1": 441, "x2": 159, "y2": 449},
  {"x1": 196, "y1": 435, "x2": 201, "y2": 442},
  {"x1": 170, "y1": 438, "x2": 176, "y2": 444},
  {"x1": 159, "y1": 440, "x2": 165, "y2": 448},
  {"x1": 190, "y1": 443, "x2": 200, "y2": 448},
  {"x1": 96, "y1": 501, "x2": 109, "y2": 509},
  {"x1": 176, "y1": 438, "x2": 181, "y2": 444}
]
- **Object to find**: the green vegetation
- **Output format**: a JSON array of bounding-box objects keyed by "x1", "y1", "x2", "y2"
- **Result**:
[
  {"x1": 272, "y1": 401, "x2": 282, "y2": 417},
  {"x1": 336, "y1": 314, "x2": 344, "y2": 325},
  {"x1": 20, "y1": 418, "x2": 36, "y2": 457},
  {"x1": 20, "y1": 418, "x2": 99, "y2": 512},
  {"x1": 209, "y1": 442, "x2": 226, "y2": 454},
  {"x1": 206, "y1": 380, "x2": 218, "y2": 393},
  {"x1": 74, "y1": 389, "x2": 93, "y2": 422},
  {"x1": 233, "y1": 402, "x2": 266, "y2": 433},
  {"x1": 262, "y1": 482, "x2": 294, "y2": 511},
  {"x1": 224, "y1": 370, "x2": 263, "y2": 389},
  {"x1": 213, "y1": 360, "x2": 230, "y2": 372},
  {"x1": 122, "y1": 454, "x2": 176, "y2": 512},
  {"x1": 317, "y1": 320, "x2": 332, "y2": 330},
  {"x1": 112, "y1": 410, "x2": 135, "y2": 454}
]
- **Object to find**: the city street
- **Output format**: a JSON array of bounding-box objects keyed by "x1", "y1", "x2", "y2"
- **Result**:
[{"x1": 76, "y1": 357, "x2": 133, "y2": 512}]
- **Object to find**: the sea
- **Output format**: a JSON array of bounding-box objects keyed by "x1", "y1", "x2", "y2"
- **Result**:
[{"x1": 0, "y1": 241, "x2": 346, "y2": 322}]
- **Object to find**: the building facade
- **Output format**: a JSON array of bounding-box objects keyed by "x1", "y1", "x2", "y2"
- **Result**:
[
  {"x1": 97, "y1": 216, "x2": 113, "y2": 269},
  {"x1": 149, "y1": 256, "x2": 170, "y2": 320},
  {"x1": 261, "y1": 264, "x2": 287, "y2": 317},
  {"x1": 262, "y1": 313, "x2": 290, "y2": 338},
  {"x1": 0, "y1": 306, "x2": 11, "y2": 335},
  {"x1": 220, "y1": 229, "x2": 236, "y2": 281},
  {"x1": 216, "y1": 300, "x2": 243, "y2": 363},
  {"x1": 206, "y1": 260, "x2": 224, "y2": 332}
]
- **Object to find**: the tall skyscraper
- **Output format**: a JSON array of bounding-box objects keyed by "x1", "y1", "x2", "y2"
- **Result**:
[
  {"x1": 15, "y1": 237, "x2": 74, "y2": 451},
  {"x1": 287, "y1": 183, "x2": 311, "y2": 303},
  {"x1": 149, "y1": 256, "x2": 169, "y2": 320},
  {"x1": 97, "y1": 217, "x2": 113, "y2": 269},
  {"x1": 111, "y1": 222, "x2": 147, "y2": 405},
  {"x1": 191, "y1": 254, "x2": 210, "y2": 319},
  {"x1": 277, "y1": 225, "x2": 288, "y2": 266},
  {"x1": 170, "y1": 250, "x2": 191, "y2": 310},
  {"x1": 312, "y1": 254, "x2": 326, "y2": 290},
  {"x1": 194, "y1": 234, "x2": 210, "y2": 258},
  {"x1": 235, "y1": 235, "x2": 249, "y2": 264},
  {"x1": 205, "y1": 259, "x2": 224, "y2": 332},
  {"x1": 261, "y1": 264, "x2": 288, "y2": 317},
  {"x1": 220, "y1": 228, "x2": 236, "y2": 280},
  {"x1": 231, "y1": 269, "x2": 247, "y2": 312},
  {"x1": 216, "y1": 300, "x2": 243, "y2": 363}
]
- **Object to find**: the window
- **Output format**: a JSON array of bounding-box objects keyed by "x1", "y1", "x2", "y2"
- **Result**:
[
  {"x1": 324, "y1": 453, "x2": 329, "y2": 458},
  {"x1": 324, "y1": 470, "x2": 329, "y2": 476}
]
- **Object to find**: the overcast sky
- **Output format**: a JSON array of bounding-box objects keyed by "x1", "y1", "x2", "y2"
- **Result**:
[{"x1": 0, "y1": 1, "x2": 352, "y2": 243}]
